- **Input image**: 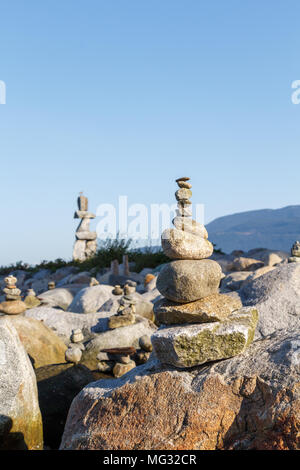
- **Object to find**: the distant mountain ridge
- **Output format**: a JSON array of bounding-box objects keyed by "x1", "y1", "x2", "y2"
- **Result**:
[{"x1": 206, "y1": 205, "x2": 300, "y2": 253}]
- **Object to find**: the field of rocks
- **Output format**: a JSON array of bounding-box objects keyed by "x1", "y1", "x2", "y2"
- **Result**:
[{"x1": 1, "y1": 179, "x2": 300, "y2": 451}]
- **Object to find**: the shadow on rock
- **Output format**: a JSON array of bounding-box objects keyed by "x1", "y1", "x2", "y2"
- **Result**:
[
  {"x1": 0, "y1": 415, "x2": 28, "y2": 450},
  {"x1": 35, "y1": 363, "x2": 94, "y2": 449}
]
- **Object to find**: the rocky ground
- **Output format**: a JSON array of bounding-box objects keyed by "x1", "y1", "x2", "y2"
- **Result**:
[{"x1": 1, "y1": 246, "x2": 300, "y2": 450}]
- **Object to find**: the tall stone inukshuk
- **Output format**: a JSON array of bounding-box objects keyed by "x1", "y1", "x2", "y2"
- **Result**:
[
  {"x1": 73, "y1": 193, "x2": 97, "y2": 262},
  {"x1": 288, "y1": 241, "x2": 300, "y2": 263},
  {"x1": 152, "y1": 177, "x2": 258, "y2": 368}
]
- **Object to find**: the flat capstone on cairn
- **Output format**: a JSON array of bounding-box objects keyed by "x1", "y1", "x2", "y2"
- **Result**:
[
  {"x1": 0, "y1": 275, "x2": 27, "y2": 315},
  {"x1": 96, "y1": 335, "x2": 153, "y2": 377},
  {"x1": 73, "y1": 193, "x2": 97, "y2": 262},
  {"x1": 97, "y1": 346, "x2": 137, "y2": 377},
  {"x1": 288, "y1": 241, "x2": 300, "y2": 263},
  {"x1": 152, "y1": 177, "x2": 259, "y2": 368}
]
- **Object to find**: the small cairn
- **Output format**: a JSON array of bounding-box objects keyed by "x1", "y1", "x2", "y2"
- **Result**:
[
  {"x1": 65, "y1": 329, "x2": 85, "y2": 364},
  {"x1": 152, "y1": 177, "x2": 258, "y2": 369},
  {"x1": 73, "y1": 192, "x2": 97, "y2": 262},
  {"x1": 112, "y1": 285, "x2": 123, "y2": 295},
  {"x1": 97, "y1": 347, "x2": 136, "y2": 377},
  {"x1": 108, "y1": 284, "x2": 137, "y2": 329},
  {"x1": 0, "y1": 275, "x2": 27, "y2": 315},
  {"x1": 89, "y1": 277, "x2": 99, "y2": 287},
  {"x1": 48, "y1": 281, "x2": 55, "y2": 290},
  {"x1": 288, "y1": 241, "x2": 300, "y2": 263},
  {"x1": 136, "y1": 335, "x2": 153, "y2": 364},
  {"x1": 24, "y1": 288, "x2": 41, "y2": 308}
]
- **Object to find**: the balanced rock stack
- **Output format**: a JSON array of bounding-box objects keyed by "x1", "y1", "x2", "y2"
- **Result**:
[
  {"x1": 73, "y1": 193, "x2": 97, "y2": 262},
  {"x1": 288, "y1": 241, "x2": 300, "y2": 263},
  {"x1": 0, "y1": 275, "x2": 27, "y2": 315},
  {"x1": 24, "y1": 288, "x2": 41, "y2": 308},
  {"x1": 65, "y1": 329, "x2": 85, "y2": 364},
  {"x1": 152, "y1": 177, "x2": 258, "y2": 368},
  {"x1": 97, "y1": 347, "x2": 136, "y2": 377},
  {"x1": 108, "y1": 284, "x2": 136, "y2": 329}
]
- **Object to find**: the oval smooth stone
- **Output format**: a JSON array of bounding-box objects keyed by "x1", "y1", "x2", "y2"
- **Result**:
[
  {"x1": 172, "y1": 217, "x2": 208, "y2": 239},
  {"x1": 156, "y1": 259, "x2": 222, "y2": 303},
  {"x1": 175, "y1": 188, "x2": 192, "y2": 201},
  {"x1": 161, "y1": 228, "x2": 213, "y2": 260}
]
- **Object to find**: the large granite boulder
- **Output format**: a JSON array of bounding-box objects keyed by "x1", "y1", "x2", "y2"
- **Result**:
[
  {"x1": 67, "y1": 285, "x2": 113, "y2": 313},
  {"x1": 221, "y1": 271, "x2": 252, "y2": 291},
  {"x1": 38, "y1": 288, "x2": 76, "y2": 310},
  {"x1": 60, "y1": 325, "x2": 300, "y2": 450},
  {"x1": 25, "y1": 306, "x2": 115, "y2": 344},
  {"x1": 240, "y1": 263, "x2": 300, "y2": 339},
  {"x1": 8, "y1": 315, "x2": 67, "y2": 368},
  {"x1": 0, "y1": 317, "x2": 43, "y2": 450},
  {"x1": 229, "y1": 257, "x2": 264, "y2": 272}
]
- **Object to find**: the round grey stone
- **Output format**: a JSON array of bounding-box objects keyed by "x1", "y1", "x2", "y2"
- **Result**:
[{"x1": 156, "y1": 259, "x2": 222, "y2": 303}]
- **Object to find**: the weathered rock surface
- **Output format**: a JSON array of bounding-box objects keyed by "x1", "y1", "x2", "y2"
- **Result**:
[
  {"x1": 152, "y1": 307, "x2": 258, "y2": 368},
  {"x1": 240, "y1": 263, "x2": 300, "y2": 340},
  {"x1": 161, "y1": 228, "x2": 213, "y2": 260},
  {"x1": 60, "y1": 325, "x2": 300, "y2": 450},
  {"x1": 38, "y1": 288, "x2": 76, "y2": 310},
  {"x1": 36, "y1": 363, "x2": 94, "y2": 449},
  {"x1": 25, "y1": 306, "x2": 114, "y2": 343},
  {"x1": 230, "y1": 257, "x2": 264, "y2": 272},
  {"x1": 154, "y1": 293, "x2": 242, "y2": 325},
  {"x1": 0, "y1": 317, "x2": 43, "y2": 450},
  {"x1": 141, "y1": 287, "x2": 162, "y2": 304},
  {"x1": 8, "y1": 315, "x2": 67, "y2": 368},
  {"x1": 67, "y1": 285, "x2": 113, "y2": 313},
  {"x1": 81, "y1": 317, "x2": 157, "y2": 370},
  {"x1": 157, "y1": 259, "x2": 222, "y2": 303},
  {"x1": 221, "y1": 271, "x2": 252, "y2": 291}
]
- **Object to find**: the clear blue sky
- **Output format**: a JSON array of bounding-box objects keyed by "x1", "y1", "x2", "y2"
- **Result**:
[{"x1": 1, "y1": 1, "x2": 300, "y2": 265}]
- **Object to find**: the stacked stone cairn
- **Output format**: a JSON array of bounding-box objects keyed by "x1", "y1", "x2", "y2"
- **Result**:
[
  {"x1": 152, "y1": 177, "x2": 259, "y2": 369},
  {"x1": 73, "y1": 193, "x2": 97, "y2": 262},
  {"x1": 97, "y1": 347, "x2": 136, "y2": 377},
  {"x1": 0, "y1": 275, "x2": 27, "y2": 315},
  {"x1": 288, "y1": 241, "x2": 300, "y2": 263},
  {"x1": 108, "y1": 283, "x2": 137, "y2": 329},
  {"x1": 97, "y1": 335, "x2": 153, "y2": 377},
  {"x1": 89, "y1": 277, "x2": 99, "y2": 286},
  {"x1": 24, "y1": 288, "x2": 41, "y2": 308},
  {"x1": 65, "y1": 329, "x2": 85, "y2": 364}
]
